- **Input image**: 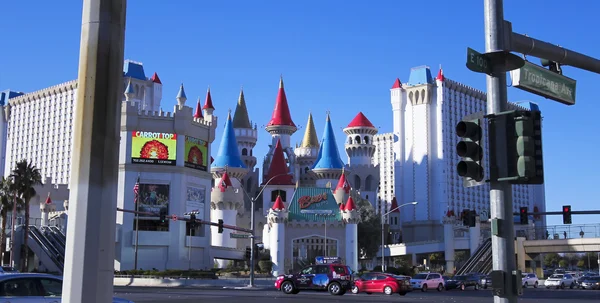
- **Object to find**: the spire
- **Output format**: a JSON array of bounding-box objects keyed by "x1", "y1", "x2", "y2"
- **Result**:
[
  {"x1": 300, "y1": 112, "x2": 319, "y2": 148},
  {"x1": 124, "y1": 78, "x2": 135, "y2": 100},
  {"x1": 272, "y1": 195, "x2": 285, "y2": 211},
  {"x1": 335, "y1": 170, "x2": 351, "y2": 194},
  {"x1": 312, "y1": 113, "x2": 345, "y2": 170},
  {"x1": 193, "y1": 97, "x2": 203, "y2": 119},
  {"x1": 45, "y1": 192, "x2": 52, "y2": 205},
  {"x1": 264, "y1": 139, "x2": 294, "y2": 185},
  {"x1": 176, "y1": 83, "x2": 187, "y2": 100},
  {"x1": 266, "y1": 76, "x2": 295, "y2": 127},
  {"x1": 211, "y1": 111, "x2": 246, "y2": 169},
  {"x1": 232, "y1": 88, "x2": 252, "y2": 129},
  {"x1": 344, "y1": 196, "x2": 357, "y2": 211},
  {"x1": 339, "y1": 203, "x2": 345, "y2": 211},
  {"x1": 391, "y1": 78, "x2": 402, "y2": 89},
  {"x1": 390, "y1": 197, "x2": 400, "y2": 213},
  {"x1": 150, "y1": 72, "x2": 162, "y2": 84},
  {"x1": 203, "y1": 87, "x2": 215, "y2": 110},
  {"x1": 436, "y1": 66, "x2": 445, "y2": 82},
  {"x1": 347, "y1": 112, "x2": 375, "y2": 128},
  {"x1": 218, "y1": 171, "x2": 233, "y2": 192}
]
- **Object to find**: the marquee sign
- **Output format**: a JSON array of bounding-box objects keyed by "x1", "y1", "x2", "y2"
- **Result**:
[{"x1": 299, "y1": 193, "x2": 328, "y2": 209}]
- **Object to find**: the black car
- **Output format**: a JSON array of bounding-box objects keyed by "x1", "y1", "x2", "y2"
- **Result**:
[
  {"x1": 445, "y1": 275, "x2": 481, "y2": 290},
  {"x1": 275, "y1": 264, "x2": 353, "y2": 295}
]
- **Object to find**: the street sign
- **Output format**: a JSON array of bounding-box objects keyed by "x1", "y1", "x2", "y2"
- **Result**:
[
  {"x1": 466, "y1": 48, "x2": 492, "y2": 74},
  {"x1": 171, "y1": 214, "x2": 177, "y2": 221},
  {"x1": 510, "y1": 61, "x2": 577, "y2": 106},
  {"x1": 230, "y1": 233, "x2": 250, "y2": 239}
]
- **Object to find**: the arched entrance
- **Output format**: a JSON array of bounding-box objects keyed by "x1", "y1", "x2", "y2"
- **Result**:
[{"x1": 291, "y1": 235, "x2": 338, "y2": 271}]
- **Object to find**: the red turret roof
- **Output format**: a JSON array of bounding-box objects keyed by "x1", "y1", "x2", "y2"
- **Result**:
[
  {"x1": 335, "y1": 173, "x2": 351, "y2": 194},
  {"x1": 263, "y1": 139, "x2": 294, "y2": 185},
  {"x1": 391, "y1": 78, "x2": 402, "y2": 89},
  {"x1": 347, "y1": 112, "x2": 375, "y2": 128},
  {"x1": 266, "y1": 77, "x2": 295, "y2": 127},
  {"x1": 218, "y1": 172, "x2": 232, "y2": 192},
  {"x1": 45, "y1": 193, "x2": 52, "y2": 205},
  {"x1": 193, "y1": 98, "x2": 203, "y2": 119},
  {"x1": 390, "y1": 197, "x2": 400, "y2": 213},
  {"x1": 272, "y1": 195, "x2": 285, "y2": 211},
  {"x1": 344, "y1": 196, "x2": 357, "y2": 211},
  {"x1": 436, "y1": 68, "x2": 445, "y2": 81},
  {"x1": 203, "y1": 87, "x2": 215, "y2": 110},
  {"x1": 339, "y1": 203, "x2": 345, "y2": 211},
  {"x1": 211, "y1": 156, "x2": 214, "y2": 164},
  {"x1": 150, "y1": 72, "x2": 162, "y2": 84}
]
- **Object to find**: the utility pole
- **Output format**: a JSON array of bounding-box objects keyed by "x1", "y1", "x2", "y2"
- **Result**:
[
  {"x1": 62, "y1": 0, "x2": 126, "y2": 302},
  {"x1": 484, "y1": 1, "x2": 517, "y2": 302}
]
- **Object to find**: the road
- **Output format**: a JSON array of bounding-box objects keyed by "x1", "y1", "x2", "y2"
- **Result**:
[{"x1": 115, "y1": 286, "x2": 600, "y2": 303}]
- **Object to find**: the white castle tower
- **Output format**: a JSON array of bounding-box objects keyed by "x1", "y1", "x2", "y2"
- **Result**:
[
  {"x1": 341, "y1": 196, "x2": 359, "y2": 272},
  {"x1": 267, "y1": 195, "x2": 288, "y2": 276},
  {"x1": 294, "y1": 112, "x2": 320, "y2": 186},
  {"x1": 343, "y1": 112, "x2": 380, "y2": 210},
  {"x1": 210, "y1": 110, "x2": 247, "y2": 268},
  {"x1": 312, "y1": 113, "x2": 345, "y2": 187}
]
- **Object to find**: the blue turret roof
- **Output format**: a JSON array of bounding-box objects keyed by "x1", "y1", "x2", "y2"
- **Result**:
[
  {"x1": 212, "y1": 111, "x2": 247, "y2": 170},
  {"x1": 0, "y1": 90, "x2": 24, "y2": 106},
  {"x1": 176, "y1": 83, "x2": 187, "y2": 99},
  {"x1": 407, "y1": 65, "x2": 434, "y2": 86},
  {"x1": 312, "y1": 114, "x2": 345, "y2": 170},
  {"x1": 123, "y1": 60, "x2": 146, "y2": 81}
]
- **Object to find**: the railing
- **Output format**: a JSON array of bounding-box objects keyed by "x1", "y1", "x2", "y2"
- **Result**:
[
  {"x1": 28, "y1": 226, "x2": 64, "y2": 271},
  {"x1": 516, "y1": 224, "x2": 600, "y2": 240},
  {"x1": 455, "y1": 238, "x2": 492, "y2": 276}
]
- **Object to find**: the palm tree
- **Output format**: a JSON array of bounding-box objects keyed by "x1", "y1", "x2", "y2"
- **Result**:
[
  {"x1": 11, "y1": 160, "x2": 42, "y2": 271},
  {"x1": 0, "y1": 177, "x2": 23, "y2": 263}
]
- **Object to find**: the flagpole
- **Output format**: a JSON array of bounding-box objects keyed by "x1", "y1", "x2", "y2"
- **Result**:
[{"x1": 133, "y1": 174, "x2": 140, "y2": 271}]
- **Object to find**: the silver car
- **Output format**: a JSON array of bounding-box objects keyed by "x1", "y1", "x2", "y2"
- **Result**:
[{"x1": 0, "y1": 273, "x2": 133, "y2": 302}]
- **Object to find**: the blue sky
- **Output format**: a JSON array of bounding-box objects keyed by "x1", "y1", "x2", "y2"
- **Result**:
[{"x1": 1, "y1": 0, "x2": 599, "y2": 226}]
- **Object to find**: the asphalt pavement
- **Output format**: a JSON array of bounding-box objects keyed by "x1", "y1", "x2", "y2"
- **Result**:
[{"x1": 114, "y1": 286, "x2": 600, "y2": 303}]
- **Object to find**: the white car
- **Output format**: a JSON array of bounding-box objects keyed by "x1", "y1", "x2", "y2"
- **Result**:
[
  {"x1": 544, "y1": 273, "x2": 576, "y2": 289},
  {"x1": 410, "y1": 272, "x2": 445, "y2": 292},
  {"x1": 521, "y1": 273, "x2": 538, "y2": 288}
]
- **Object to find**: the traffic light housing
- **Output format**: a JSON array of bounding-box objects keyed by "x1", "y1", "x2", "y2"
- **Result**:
[
  {"x1": 159, "y1": 209, "x2": 167, "y2": 223},
  {"x1": 245, "y1": 247, "x2": 251, "y2": 259},
  {"x1": 562, "y1": 205, "x2": 572, "y2": 224},
  {"x1": 189, "y1": 214, "x2": 196, "y2": 228},
  {"x1": 541, "y1": 59, "x2": 563, "y2": 75},
  {"x1": 462, "y1": 210, "x2": 477, "y2": 227},
  {"x1": 519, "y1": 207, "x2": 528, "y2": 225},
  {"x1": 218, "y1": 219, "x2": 224, "y2": 234},
  {"x1": 456, "y1": 119, "x2": 484, "y2": 182}
]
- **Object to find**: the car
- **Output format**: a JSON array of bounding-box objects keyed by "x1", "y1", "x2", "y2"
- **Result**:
[
  {"x1": 0, "y1": 273, "x2": 133, "y2": 302},
  {"x1": 410, "y1": 272, "x2": 445, "y2": 292},
  {"x1": 351, "y1": 272, "x2": 412, "y2": 296},
  {"x1": 0, "y1": 266, "x2": 18, "y2": 274},
  {"x1": 444, "y1": 275, "x2": 480, "y2": 290},
  {"x1": 544, "y1": 273, "x2": 576, "y2": 289},
  {"x1": 579, "y1": 276, "x2": 600, "y2": 290},
  {"x1": 521, "y1": 273, "x2": 538, "y2": 288},
  {"x1": 275, "y1": 264, "x2": 353, "y2": 295},
  {"x1": 480, "y1": 275, "x2": 492, "y2": 289}
]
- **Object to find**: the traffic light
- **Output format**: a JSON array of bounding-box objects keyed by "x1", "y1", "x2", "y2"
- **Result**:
[
  {"x1": 462, "y1": 210, "x2": 476, "y2": 227},
  {"x1": 159, "y1": 209, "x2": 167, "y2": 223},
  {"x1": 189, "y1": 214, "x2": 196, "y2": 228},
  {"x1": 245, "y1": 247, "x2": 251, "y2": 259},
  {"x1": 519, "y1": 207, "x2": 528, "y2": 225},
  {"x1": 562, "y1": 205, "x2": 572, "y2": 224},
  {"x1": 218, "y1": 219, "x2": 224, "y2": 234},
  {"x1": 456, "y1": 118, "x2": 484, "y2": 182},
  {"x1": 541, "y1": 59, "x2": 563, "y2": 75}
]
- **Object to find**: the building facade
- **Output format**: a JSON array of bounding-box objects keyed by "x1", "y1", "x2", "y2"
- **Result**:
[{"x1": 372, "y1": 133, "x2": 396, "y2": 216}]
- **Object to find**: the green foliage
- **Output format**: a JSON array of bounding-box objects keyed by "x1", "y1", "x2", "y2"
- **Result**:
[
  {"x1": 577, "y1": 260, "x2": 585, "y2": 268},
  {"x1": 428, "y1": 252, "x2": 444, "y2": 265},
  {"x1": 355, "y1": 195, "x2": 381, "y2": 259},
  {"x1": 558, "y1": 259, "x2": 567, "y2": 268},
  {"x1": 258, "y1": 260, "x2": 272, "y2": 273},
  {"x1": 544, "y1": 253, "x2": 561, "y2": 268}
]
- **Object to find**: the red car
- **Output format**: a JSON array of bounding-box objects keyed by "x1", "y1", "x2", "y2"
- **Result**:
[{"x1": 351, "y1": 272, "x2": 412, "y2": 296}]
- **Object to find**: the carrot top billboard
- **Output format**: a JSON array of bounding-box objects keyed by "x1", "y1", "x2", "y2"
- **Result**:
[
  {"x1": 184, "y1": 136, "x2": 208, "y2": 171},
  {"x1": 131, "y1": 131, "x2": 177, "y2": 165}
]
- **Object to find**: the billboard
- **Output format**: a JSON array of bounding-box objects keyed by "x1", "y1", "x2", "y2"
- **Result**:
[
  {"x1": 131, "y1": 131, "x2": 177, "y2": 165},
  {"x1": 137, "y1": 183, "x2": 170, "y2": 218},
  {"x1": 184, "y1": 136, "x2": 209, "y2": 171},
  {"x1": 186, "y1": 186, "x2": 206, "y2": 220}
]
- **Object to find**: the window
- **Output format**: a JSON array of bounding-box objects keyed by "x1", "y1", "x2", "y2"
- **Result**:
[
  {"x1": 301, "y1": 266, "x2": 316, "y2": 275},
  {"x1": 241, "y1": 148, "x2": 248, "y2": 156},
  {"x1": 271, "y1": 190, "x2": 286, "y2": 202},
  {"x1": 0, "y1": 278, "x2": 40, "y2": 296},
  {"x1": 133, "y1": 217, "x2": 169, "y2": 232},
  {"x1": 185, "y1": 222, "x2": 205, "y2": 237},
  {"x1": 39, "y1": 278, "x2": 62, "y2": 296}
]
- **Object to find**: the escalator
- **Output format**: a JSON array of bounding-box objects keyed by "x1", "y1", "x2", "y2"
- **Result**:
[
  {"x1": 27, "y1": 226, "x2": 64, "y2": 273},
  {"x1": 455, "y1": 238, "x2": 492, "y2": 276},
  {"x1": 41, "y1": 226, "x2": 66, "y2": 257}
]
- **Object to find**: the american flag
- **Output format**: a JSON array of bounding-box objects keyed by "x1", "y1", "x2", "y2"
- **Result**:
[
  {"x1": 221, "y1": 179, "x2": 227, "y2": 188},
  {"x1": 343, "y1": 179, "x2": 350, "y2": 190},
  {"x1": 133, "y1": 176, "x2": 140, "y2": 203}
]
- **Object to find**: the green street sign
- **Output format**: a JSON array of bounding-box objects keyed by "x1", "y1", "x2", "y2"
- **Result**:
[
  {"x1": 230, "y1": 233, "x2": 249, "y2": 239},
  {"x1": 466, "y1": 47, "x2": 492, "y2": 74},
  {"x1": 510, "y1": 61, "x2": 576, "y2": 106}
]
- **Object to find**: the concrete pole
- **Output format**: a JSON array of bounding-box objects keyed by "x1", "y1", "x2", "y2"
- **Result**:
[
  {"x1": 484, "y1": 1, "x2": 517, "y2": 302},
  {"x1": 61, "y1": 0, "x2": 126, "y2": 302}
]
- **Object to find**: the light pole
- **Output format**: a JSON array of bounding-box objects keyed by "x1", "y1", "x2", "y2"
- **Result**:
[
  {"x1": 241, "y1": 172, "x2": 293, "y2": 288},
  {"x1": 381, "y1": 202, "x2": 417, "y2": 272}
]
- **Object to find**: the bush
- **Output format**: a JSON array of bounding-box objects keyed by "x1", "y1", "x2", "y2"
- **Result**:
[
  {"x1": 258, "y1": 260, "x2": 272, "y2": 273},
  {"x1": 114, "y1": 269, "x2": 217, "y2": 279}
]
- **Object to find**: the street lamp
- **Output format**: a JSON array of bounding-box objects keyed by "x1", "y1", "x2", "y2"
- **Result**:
[
  {"x1": 240, "y1": 172, "x2": 293, "y2": 288},
  {"x1": 381, "y1": 201, "x2": 417, "y2": 272}
]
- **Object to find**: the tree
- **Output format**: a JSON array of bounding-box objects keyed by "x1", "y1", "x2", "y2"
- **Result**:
[
  {"x1": 558, "y1": 259, "x2": 568, "y2": 269},
  {"x1": 0, "y1": 177, "x2": 23, "y2": 263},
  {"x1": 355, "y1": 195, "x2": 381, "y2": 259},
  {"x1": 11, "y1": 160, "x2": 42, "y2": 271},
  {"x1": 544, "y1": 253, "x2": 561, "y2": 268}
]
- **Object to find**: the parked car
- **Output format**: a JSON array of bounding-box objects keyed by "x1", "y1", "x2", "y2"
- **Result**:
[
  {"x1": 480, "y1": 275, "x2": 492, "y2": 289},
  {"x1": 444, "y1": 275, "x2": 480, "y2": 291},
  {"x1": 351, "y1": 273, "x2": 412, "y2": 296},
  {"x1": 579, "y1": 276, "x2": 600, "y2": 290},
  {"x1": 410, "y1": 272, "x2": 445, "y2": 292},
  {"x1": 521, "y1": 273, "x2": 539, "y2": 288},
  {"x1": 275, "y1": 264, "x2": 353, "y2": 295},
  {"x1": 0, "y1": 266, "x2": 18, "y2": 274},
  {"x1": 544, "y1": 273, "x2": 576, "y2": 289},
  {"x1": 0, "y1": 273, "x2": 133, "y2": 302}
]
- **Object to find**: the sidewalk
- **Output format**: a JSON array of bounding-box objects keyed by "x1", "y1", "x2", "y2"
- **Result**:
[{"x1": 114, "y1": 276, "x2": 275, "y2": 290}]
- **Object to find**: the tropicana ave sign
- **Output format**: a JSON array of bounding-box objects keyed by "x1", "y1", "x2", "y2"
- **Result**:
[{"x1": 510, "y1": 61, "x2": 577, "y2": 105}]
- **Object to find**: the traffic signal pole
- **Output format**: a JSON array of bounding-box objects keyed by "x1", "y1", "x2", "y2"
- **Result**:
[{"x1": 484, "y1": 1, "x2": 517, "y2": 302}]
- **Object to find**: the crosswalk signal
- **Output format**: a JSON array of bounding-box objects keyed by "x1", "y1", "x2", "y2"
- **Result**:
[
  {"x1": 245, "y1": 247, "x2": 251, "y2": 259},
  {"x1": 519, "y1": 207, "x2": 528, "y2": 225},
  {"x1": 456, "y1": 119, "x2": 484, "y2": 182},
  {"x1": 159, "y1": 209, "x2": 167, "y2": 223},
  {"x1": 189, "y1": 214, "x2": 197, "y2": 228},
  {"x1": 540, "y1": 59, "x2": 563, "y2": 75},
  {"x1": 562, "y1": 205, "x2": 572, "y2": 224},
  {"x1": 218, "y1": 219, "x2": 224, "y2": 233}
]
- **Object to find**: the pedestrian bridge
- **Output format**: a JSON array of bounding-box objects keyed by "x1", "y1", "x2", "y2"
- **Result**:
[
  {"x1": 211, "y1": 246, "x2": 245, "y2": 260},
  {"x1": 522, "y1": 238, "x2": 600, "y2": 254}
]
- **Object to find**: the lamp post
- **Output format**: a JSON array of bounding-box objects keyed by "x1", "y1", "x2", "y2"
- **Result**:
[
  {"x1": 381, "y1": 202, "x2": 417, "y2": 272},
  {"x1": 241, "y1": 172, "x2": 293, "y2": 288}
]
